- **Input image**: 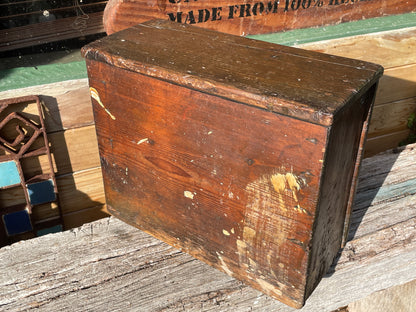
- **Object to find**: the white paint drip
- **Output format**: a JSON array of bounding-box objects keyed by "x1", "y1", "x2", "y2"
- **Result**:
[
  {"x1": 90, "y1": 87, "x2": 116, "y2": 120},
  {"x1": 137, "y1": 138, "x2": 148, "y2": 145},
  {"x1": 184, "y1": 191, "x2": 194, "y2": 199}
]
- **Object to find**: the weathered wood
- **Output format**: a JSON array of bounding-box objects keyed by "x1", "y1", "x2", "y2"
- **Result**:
[
  {"x1": 0, "y1": 11, "x2": 105, "y2": 52},
  {"x1": 82, "y1": 19, "x2": 382, "y2": 307},
  {"x1": 364, "y1": 129, "x2": 411, "y2": 157},
  {"x1": 369, "y1": 97, "x2": 416, "y2": 137},
  {"x1": 298, "y1": 27, "x2": 416, "y2": 68},
  {"x1": 0, "y1": 143, "x2": 414, "y2": 311},
  {"x1": 298, "y1": 26, "x2": 416, "y2": 156},
  {"x1": 103, "y1": 0, "x2": 416, "y2": 36}
]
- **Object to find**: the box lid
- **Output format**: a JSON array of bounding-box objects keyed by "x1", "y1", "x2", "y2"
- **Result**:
[{"x1": 82, "y1": 19, "x2": 383, "y2": 126}]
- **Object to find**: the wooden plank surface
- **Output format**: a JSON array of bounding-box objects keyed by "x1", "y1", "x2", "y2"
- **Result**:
[
  {"x1": 0, "y1": 11, "x2": 105, "y2": 52},
  {"x1": 103, "y1": 0, "x2": 416, "y2": 36},
  {"x1": 298, "y1": 26, "x2": 416, "y2": 156},
  {"x1": 0, "y1": 143, "x2": 415, "y2": 311}
]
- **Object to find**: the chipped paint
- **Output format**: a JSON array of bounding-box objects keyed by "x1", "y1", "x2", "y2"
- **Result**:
[
  {"x1": 223, "y1": 229, "x2": 231, "y2": 236},
  {"x1": 90, "y1": 87, "x2": 116, "y2": 120},
  {"x1": 184, "y1": 190, "x2": 194, "y2": 199},
  {"x1": 237, "y1": 168, "x2": 308, "y2": 285},
  {"x1": 256, "y1": 278, "x2": 283, "y2": 297}
]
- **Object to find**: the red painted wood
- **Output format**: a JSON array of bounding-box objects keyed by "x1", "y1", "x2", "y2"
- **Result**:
[{"x1": 103, "y1": 0, "x2": 416, "y2": 36}]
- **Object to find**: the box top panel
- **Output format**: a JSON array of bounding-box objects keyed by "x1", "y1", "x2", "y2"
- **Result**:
[{"x1": 82, "y1": 20, "x2": 383, "y2": 126}]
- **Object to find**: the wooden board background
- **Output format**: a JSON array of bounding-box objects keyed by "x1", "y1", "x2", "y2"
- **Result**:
[
  {"x1": 103, "y1": 0, "x2": 416, "y2": 36},
  {"x1": 296, "y1": 26, "x2": 416, "y2": 156},
  {"x1": 0, "y1": 80, "x2": 108, "y2": 231}
]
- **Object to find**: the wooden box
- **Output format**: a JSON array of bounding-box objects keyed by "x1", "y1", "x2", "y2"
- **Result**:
[{"x1": 82, "y1": 20, "x2": 382, "y2": 308}]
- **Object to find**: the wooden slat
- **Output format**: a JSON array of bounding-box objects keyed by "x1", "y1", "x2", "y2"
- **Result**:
[
  {"x1": 374, "y1": 64, "x2": 416, "y2": 105},
  {"x1": 57, "y1": 167, "x2": 105, "y2": 213},
  {"x1": 0, "y1": 79, "x2": 94, "y2": 132},
  {"x1": 368, "y1": 96, "x2": 416, "y2": 137},
  {"x1": 0, "y1": 143, "x2": 414, "y2": 311},
  {"x1": 298, "y1": 27, "x2": 416, "y2": 68},
  {"x1": 0, "y1": 11, "x2": 105, "y2": 52},
  {"x1": 364, "y1": 129, "x2": 410, "y2": 157},
  {"x1": 62, "y1": 204, "x2": 108, "y2": 230},
  {"x1": 16, "y1": 125, "x2": 100, "y2": 177}
]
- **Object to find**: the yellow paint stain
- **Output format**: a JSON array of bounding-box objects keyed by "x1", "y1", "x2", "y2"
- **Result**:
[
  {"x1": 90, "y1": 87, "x2": 116, "y2": 120},
  {"x1": 230, "y1": 228, "x2": 235, "y2": 234},
  {"x1": 271, "y1": 172, "x2": 302, "y2": 203},
  {"x1": 270, "y1": 173, "x2": 286, "y2": 193}
]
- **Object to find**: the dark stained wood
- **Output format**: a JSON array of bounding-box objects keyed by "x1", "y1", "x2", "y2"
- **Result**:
[
  {"x1": 0, "y1": 11, "x2": 105, "y2": 52},
  {"x1": 82, "y1": 20, "x2": 382, "y2": 308},
  {"x1": 103, "y1": 0, "x2": 416, "y2": 36},
  {"x1": 83, "y1": 20, "x2": 382, "y2": 127}
]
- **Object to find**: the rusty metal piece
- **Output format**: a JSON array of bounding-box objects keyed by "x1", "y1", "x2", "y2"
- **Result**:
[{"x1": 0, "y1": 95, "x2": 63, "y2": 238}]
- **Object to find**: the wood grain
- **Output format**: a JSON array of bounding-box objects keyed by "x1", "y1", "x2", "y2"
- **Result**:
[
  {"x1": 82, "y1": 19, "x2": 382, "y2": 127},
  {"x1": 0, "y1": 143, "x2": 414, "y2": 311},
  {"x1": 0, "y1": 12, "x2": 105, "y2": 52},
  {"x1": 368, "y1": 97, "x2": 416, "y2": 138},
  {"x1": 83, "y1": 20, "x2": 381, "y2": 307},
  {"x1": 103, "y1": 0, "x2": 416, "y2": 36},
  {"x1": 298, "y1": 27, "x2": 416, "y2": 69}
]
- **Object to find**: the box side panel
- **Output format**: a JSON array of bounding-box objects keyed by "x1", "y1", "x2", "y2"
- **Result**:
[
  {"x1": 86, "y1": 60, "x2": 327, "y2": 307},
  {"x1": 305, "y1": 85, "x2": 376, "y2": 300}
]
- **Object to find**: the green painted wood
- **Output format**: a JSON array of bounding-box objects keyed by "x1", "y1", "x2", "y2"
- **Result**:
[
  {"x1": 249, "y1": 13, "x2": 416, "y2": 46},
  {"x1": 0, "y1": 13, "x2": 415, "y2": 92},
  {"x1": 0, "y1": 61, "x2": 87, "y2": 92}
]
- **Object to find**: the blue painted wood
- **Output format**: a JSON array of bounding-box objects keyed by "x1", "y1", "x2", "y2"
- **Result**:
[
  {"x1": 3, "y1": 210, "x2": 32, "y2": 236},
  {"x1": 374, "y1": 178, "x2": 416, "y2": 203},
  {"x1": 26, "y1": 179, "x2": 56, "y2": 205},
  {"x1": 36, "y1": 224, "x2": 63, "y2": 237},
  {"x1": 0, "y1": 161, "x2": 21, "y2": 188}
]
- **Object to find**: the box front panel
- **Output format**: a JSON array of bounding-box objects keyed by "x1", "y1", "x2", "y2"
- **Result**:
[{"x1": 87, "y1": 60, "x2": 327, "y2": 307}]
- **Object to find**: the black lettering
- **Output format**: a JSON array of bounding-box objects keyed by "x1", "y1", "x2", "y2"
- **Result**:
[
  {"x1": 228, "y1": 5, "x2": 239, "y2": 19},
  {"x1": 284, "y1": 0, "x2": 290, "y2": 11},
  {"x1": 185, "y1": 10, "x2": 196, "y2": 24},
  {"x1": 291, "y1": 0, "x2": 301, "y2": 10},
  {"x1": 264, "y1": 1, "x2": 278, "y2": 13},
  {"x1": 302, "y1": 0, "x2": 311, "y2": 8},
  {"x1": 212, "y1": 7, "x2": 222, "y2": 21},
  {"x1": 252, "y1": 2, "x2": 264, "y2": 15},
  {"x1": 167, "y1": 12, "x2": 182, "y2": 22},
  {"x1": 239, "y1": 4, "x2": 251, "y2": 17},
  {"x1": 197, "y1": 9, "x2": 210, "y2": 23}
]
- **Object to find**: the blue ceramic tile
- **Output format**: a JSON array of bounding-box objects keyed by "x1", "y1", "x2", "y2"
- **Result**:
[
  {"x1": 0, "y1": 161, "x2": 21, "y2": 188},
  {"x1": 36, "y1": 224, "x2": 63, "y2": 237},
  {"x1": 3, "y1": 210, "x2": 33, "y2": 236},
  {"x1": 26, "y1": 179, "x2": 56, "y2": 205}
]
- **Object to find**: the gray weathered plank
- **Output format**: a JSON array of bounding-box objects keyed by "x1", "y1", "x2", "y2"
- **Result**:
[{"x1": 0, "y1": 143, "x2": 415, "y2": 311}]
